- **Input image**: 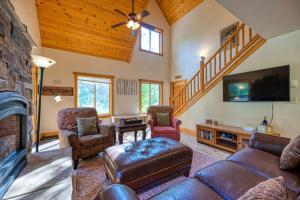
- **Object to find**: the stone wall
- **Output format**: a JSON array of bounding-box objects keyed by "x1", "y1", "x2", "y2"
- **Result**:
[{"x1": 0, "y1": 0, "x2": 34, "y2": 146}]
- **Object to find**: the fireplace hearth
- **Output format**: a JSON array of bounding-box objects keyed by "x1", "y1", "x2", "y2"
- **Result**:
[{"x1": 0, "y1": 92, "x2": 28, "y2": 199}]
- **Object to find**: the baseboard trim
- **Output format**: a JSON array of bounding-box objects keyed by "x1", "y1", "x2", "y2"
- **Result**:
[
  {"x1": 41, "y1": 131, "x2": 59, "y2": 139},
  {"x1": 180, "y1": 127, "x2": 196, "y2": 137}
]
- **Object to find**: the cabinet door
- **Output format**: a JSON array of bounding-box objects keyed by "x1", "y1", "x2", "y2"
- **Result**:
[
  {"x1": 237, "y1": 135, "x2": 251, "y2": 150},
  {"x1": 197, "y1": 126, "x2": 215, "y2": 145}
]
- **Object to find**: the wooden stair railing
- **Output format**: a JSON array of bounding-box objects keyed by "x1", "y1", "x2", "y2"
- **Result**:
[{"x1": 170, "y1": 23, "x2": 266, "y2": 116}]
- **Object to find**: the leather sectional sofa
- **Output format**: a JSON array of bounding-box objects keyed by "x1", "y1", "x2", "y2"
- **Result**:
[{"x1": 96, "y1": 133, "x2": 300, "y2": 200}]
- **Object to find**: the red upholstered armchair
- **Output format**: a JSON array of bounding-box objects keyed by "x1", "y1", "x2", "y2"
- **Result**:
[{"x1": 147, "y1": 106, "x2": 182, "y2": 141}]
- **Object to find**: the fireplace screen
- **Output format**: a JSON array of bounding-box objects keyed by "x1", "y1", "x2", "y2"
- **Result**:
[
  {"x1": 0, "y1": 92, "x2": 28, "y2": 199},
  {"x1": 0, "y1": 115, "x2": 21, "y2": 162}
]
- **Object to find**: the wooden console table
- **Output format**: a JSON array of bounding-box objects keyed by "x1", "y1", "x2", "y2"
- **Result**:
[
  {"x1": 196, "y1": 123, "x2": 278, "y2": 153},
  {"x1": 115, "y1": 123, "x2": 147, "y2": 144}
]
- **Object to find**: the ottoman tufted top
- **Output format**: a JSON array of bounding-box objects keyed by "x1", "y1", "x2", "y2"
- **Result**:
[{"x1": 103, "y1": 137, "x2": 193, "y2": 188}]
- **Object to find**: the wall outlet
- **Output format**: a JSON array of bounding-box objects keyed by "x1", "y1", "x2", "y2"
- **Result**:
[
  {"x1": 290, "y1": 96, "x2": 299, "y2": 104},
  {"x1": 291, "y1": 80, "x2": 298, "y2": 88}
]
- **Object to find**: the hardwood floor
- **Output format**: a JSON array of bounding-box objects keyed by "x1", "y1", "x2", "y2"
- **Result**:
[
  {"x1": 180, "y1": 133, "x2": 230, "y2": 160},
  {"x1": 36, "y1": 130, "x2": 231, "y2": 160}
]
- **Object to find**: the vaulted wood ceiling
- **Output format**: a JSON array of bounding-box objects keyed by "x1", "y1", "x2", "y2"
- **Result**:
[
  {"x1": 35, "y1": 0, "x2": 204, "y2": 62},
  {"x1": 156, "y1": 0, "x2": 204, "y2": 25},
  {"x1": 35, "y1": 0, "x2": 148, "y2": 62}
]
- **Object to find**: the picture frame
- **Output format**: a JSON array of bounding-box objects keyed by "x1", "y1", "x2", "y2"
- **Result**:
[{"x1": 220, "y1": 22, "x2": 239, "y2": 49}]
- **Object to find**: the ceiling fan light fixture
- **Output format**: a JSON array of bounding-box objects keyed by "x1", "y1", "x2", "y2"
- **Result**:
[{"x1": 126, "y1": 20, "x2": 140, "y2": 31}]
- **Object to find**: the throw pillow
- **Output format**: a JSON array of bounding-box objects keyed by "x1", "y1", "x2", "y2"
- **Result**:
[
  {"x1": 156, "y1": 113, "x2": 170, "y2": 126},
  {"x1": 238, "y1": 176, "x2": 288, "y2": 200},
  {"x1": 279, "y1": 135, "x2": 300, "y2": 169},
  {"x1": 77, "y1": 117, "x2": 97, "y2": 136}
]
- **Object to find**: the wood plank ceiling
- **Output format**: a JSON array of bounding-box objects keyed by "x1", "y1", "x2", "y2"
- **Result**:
[
  {"x1": 35, "y1": 0, "x2": 204, "y2": 62},
  {"x1": 35, "y1": 0, "x2": 148, "y2": 62},
  {"x1": 156, "y1": 0, "x2": 204, "y2": 25}
]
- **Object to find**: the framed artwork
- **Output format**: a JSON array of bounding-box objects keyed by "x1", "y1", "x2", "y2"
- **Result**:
[
  {"x1": 220, "y1": 22, "x2": 239, "y2": 49},
  {"x1": 117, "y1": 79, "x2": 138, "y2": 95}
]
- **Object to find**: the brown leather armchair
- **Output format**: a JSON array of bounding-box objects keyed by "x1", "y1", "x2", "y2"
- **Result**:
[
  {"x1": 57, "y1": 107, "x2": 115, "y2": 169},
  {"x1": 147, "y1": 106, "x2": 182, "y2": 141}
]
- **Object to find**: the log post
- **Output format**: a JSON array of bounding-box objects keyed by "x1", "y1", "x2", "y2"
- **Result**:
[{"x1": 200, "y1": 56, "x2": 205, "y2": 93}]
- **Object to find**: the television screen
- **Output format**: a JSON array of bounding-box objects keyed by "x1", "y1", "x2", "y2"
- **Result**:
[{"x1": 223, "y1": 65, "x2": 290, "y2": 102}]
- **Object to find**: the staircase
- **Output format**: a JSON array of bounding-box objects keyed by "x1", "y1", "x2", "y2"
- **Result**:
[{"x1": 170, "y1": 23, "x2": 266, "y2": 116}]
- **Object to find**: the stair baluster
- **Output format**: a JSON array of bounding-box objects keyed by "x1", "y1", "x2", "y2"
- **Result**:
[{"x1": 170, "y1": 23, "x2": 266, "y2": 116}]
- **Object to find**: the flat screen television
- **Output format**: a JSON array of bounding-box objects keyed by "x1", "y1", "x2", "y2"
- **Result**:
[{"x1": 223, "y1": 65, "x2": 290, "y2": 102}]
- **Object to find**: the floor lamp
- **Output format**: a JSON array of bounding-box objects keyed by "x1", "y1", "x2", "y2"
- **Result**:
[{"x1": 32, "y1": 55, "x2": 56, "y2": 152}]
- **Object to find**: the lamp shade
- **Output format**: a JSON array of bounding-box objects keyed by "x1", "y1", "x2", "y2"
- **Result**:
[{"x1": 32, "y1": 55, "x2": 56, "y2": 68}]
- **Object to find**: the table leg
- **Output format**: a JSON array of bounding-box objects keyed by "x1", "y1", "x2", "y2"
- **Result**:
[
  {"x1": 134, "y1": 131, "x2": 137, "y2": 142},
  {"x1": 119, "y1": 131, "x2": 124, "y2": 144},
  {"x1": 142, "y1": 129, "x2": 146, "y2": 140},
  {"x1": 113, "y1": 131, "x2": 116, "y2": 145}
]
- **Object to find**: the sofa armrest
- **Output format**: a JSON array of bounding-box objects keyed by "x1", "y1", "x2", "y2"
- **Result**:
[
  {"x1": 94, "y1": 184, "x2": 139, "y2": 200},
  {"x1": 172, "y1": 118, "x2": 182, "y2": 129},
  {"x1": 249, "y1": 133, "x2": 290, "y2": 156},
  {"x1": 148, "y1": 119, "x2": 155, "y2": 129},
  {"x1": 59, "y1": 130, "x2": 79, "y2": 149},
  {"x1": 98, "y1": 124, "x2": 115, "y2": 144}
]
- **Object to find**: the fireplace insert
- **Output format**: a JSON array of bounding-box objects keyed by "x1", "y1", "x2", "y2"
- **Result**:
[{"x1": 0, "y1": 92, "x2": 28, "y2": 199}]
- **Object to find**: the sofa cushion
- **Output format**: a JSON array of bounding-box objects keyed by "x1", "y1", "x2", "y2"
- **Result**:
[
  {"x1": 79, "y1": 134, "x2": 108, "y2": 147},
  {"x1": 238, "y1": 176, "x2": 288, "y2": 200},
  {"x1": 156, "y1": 113, "x2": 171, "y2": 126},
  {"x1": 194, "y1": 161, "x2": 266, "y2": 200},
  {"x1": 150, "y1": 178, "x2": 223, "y2": 200},
  {"x1": 228, "y1": 147, "x2": 300, "y2": 193},
  {"x1": 77, "y1": 117, "x2": 97, "y2": 136},
  {"x1": 57, "y1": 107, "x2": 100, "y2": 132},
  {"x1": 147, "y1": 106, "x2": 173, "y2": 125},
  {"x1": 153, "y1": 126, "x2": 176, "y2": 135},
  {"x1": 280, "y1": 135, "x2": 300, "y2": 170}
]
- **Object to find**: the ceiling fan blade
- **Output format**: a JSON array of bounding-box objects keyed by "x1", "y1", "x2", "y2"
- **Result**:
[
  {"x1": 111, "y1": 21, "x2": 128, "y2": 28},
  {"x1": 114, "y1": 9, "x2": 128, "y2": 18},
  {"x1": 135, "y1": 10, "x2": 150, "y2": 20}
]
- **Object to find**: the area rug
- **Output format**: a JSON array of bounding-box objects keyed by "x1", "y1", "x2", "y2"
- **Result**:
[
  {"x1": 4, "y1": 148, "x2": 73, "y2": 200},
  {"x1": 74, "y1": 150, "x2": 220, "y2": 200}
]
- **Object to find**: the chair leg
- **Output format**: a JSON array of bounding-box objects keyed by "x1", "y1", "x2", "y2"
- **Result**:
[
  {"x1": 183, "y1": 167, "x2": 191, "y2": 177},
  {"x1": 73, "y1": 159, "x2": 79, "y2": 170}
]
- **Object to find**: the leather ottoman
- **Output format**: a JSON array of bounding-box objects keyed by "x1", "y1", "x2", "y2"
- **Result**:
[{"x1": 103, "y1": 137, "x2": 193, "y2": 190}]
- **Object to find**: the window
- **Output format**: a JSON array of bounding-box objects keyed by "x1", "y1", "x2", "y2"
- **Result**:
[
  {"x1": 139, "y1": 79, "x2": 163, "y2": 113},
  {"x1": 74, "y1": 72, "x2": 114, "y2": 117},
  {"x1": 139, "y1": 23, "x2": 163, "y2": 55}
]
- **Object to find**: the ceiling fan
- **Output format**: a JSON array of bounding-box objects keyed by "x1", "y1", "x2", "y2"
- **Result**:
[{"x1": 111, "y1": 0, "x2": 150, "y2": 37}]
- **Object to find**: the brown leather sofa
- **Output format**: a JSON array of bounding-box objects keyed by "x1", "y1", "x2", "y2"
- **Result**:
[{"x1": 96, "y1": 133, "x2": 300, "y2": 200}]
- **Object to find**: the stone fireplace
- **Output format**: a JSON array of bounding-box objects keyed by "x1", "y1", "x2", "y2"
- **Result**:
[
  {"x1": 0, "y1": 92, "x2": 28, "y2": 198},
  {"x1": 0, "y1": 0, "x2": 34, "y2": 198}
]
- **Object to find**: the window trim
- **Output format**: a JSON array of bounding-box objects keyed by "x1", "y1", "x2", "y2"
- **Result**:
[
  {"x1": 139, "y1": 23, "x2": 163, "y2": 56},
  {"x1": 73, "y1": 72, "x2": 115, "y2": 118},
  {"x1": 139, "y1": 79, "x2": 163, "y2": 113}
]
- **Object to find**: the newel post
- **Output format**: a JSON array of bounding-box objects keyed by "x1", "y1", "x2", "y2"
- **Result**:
[{"x1": 200, "y1": 56, "x2": 205, "y2": 93}]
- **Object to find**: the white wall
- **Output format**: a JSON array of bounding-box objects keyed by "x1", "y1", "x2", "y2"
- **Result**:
[
  {"x1": 9, "y1": 0, "x2": 41, "y2": 54},
  {"x1": 40, "y1": 0, "x2": 170, "y2": 132},
  {"x1": 170, "y1": 0, "x2": 239, "y2": 80},
  {"x1": 217, "y1": 0, "x2": 300, "y2": 39},
  {"x1": 170, "y1": 0, "x2": 300, "y2": 138}
]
